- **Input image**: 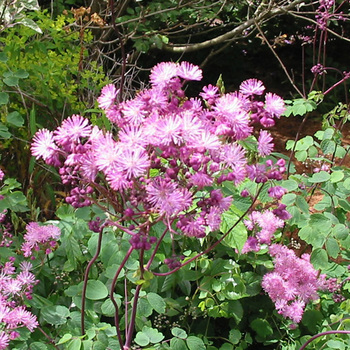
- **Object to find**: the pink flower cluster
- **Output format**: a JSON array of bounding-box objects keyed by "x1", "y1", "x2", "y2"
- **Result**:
[
  {"x1": 31, "y1": 61, "x2": 286, "y2": 244},
  {"x1": 242, "y1": 210, "x2": 285, "y2": 253},
  {"x1": 0, "y1": 259, "x2": 39, "y2": 348},
  {"x1": 261, "y1": 244, "x2": 326, "y2": 324},
  {"x1": 21, "y1": 222, "x2": 61, "y2": 258}
]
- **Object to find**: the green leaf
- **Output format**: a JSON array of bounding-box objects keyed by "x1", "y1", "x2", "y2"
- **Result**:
[
  {"x1": 41, "y1": 305, "x2": 70, "y2": 326},
  {"x1": 0, "y1": 123, "x2": 11, "y2": 138},
  {"x1": 135, "y1": 332, "x2": 150, "y2": 347},
  {"x1": 250, "y1": 318, "x2": 273, "y2": 338},
  {"x1": 281, "y1": 179, "x2": 299, "y2": 191},
  {"x1": 29, "y1": 343, "x2": 48, "y2": 350},
  {"x1": 13, "y1": 69, "x2": 29, "y2": 79},
  {"x1": 326, "y1": 238, "x2": 340, "y2": 259},
  {"x1": 171, "y1": 327, "x2": 187, "y2": 339},
  {"x1": 29, "y1": 107, "x2": 37, "y2": 135},
  {"x1": 170, "y1": 338, "x2": 187, "y2": 350},
  {"x1": 227, "y1": 300, "x2": 243, "y2": 323},
  {"x1": 309, "y1": 171, "x2": 331, "y2": 183},
  {"x1": 57, "y1": 334, "x2": 73, "y2": 345},
  {"x1": 302, "y1": 309, "x2": 324, "y2": 333},
  {"x1": 330, "y1": 170, "x2": 344, "y2": 183},
  {"x1": 321, "y1": 139, "x2": 336, "y2": 154},
  {"x1": 18, "y1": 18, "x2": 43, "y2": 33},
  {"x1": 3, "y1": 76, "x2": 19, "y2": 86},
  {"x1": 0, "y1": 92, "x2": 9, "y2": 105},
  {"x1": 295, "y1": 196, "x2": 309, "y2": 213},
  {"x1": 7, "y1": 111, "x2": 24, "y2": 127},
  {"x1": 147, "y1": 292, "x2": 166, "y2": 314},
  {"x1": 0, "y1": 52, "x2": 8, "y2": 62},
  {"x1": 229, "y1": 329, "x2": 242, "y2": 345},
  {"x1": 101, "y1": 295, "x2": 121, "y2": 316},
  {"x1": 221, "y1": 211, "x2": 247, "y2": 252},
  {"x1": 161, "y1": 273, "x2": 176, "y2": 292},
  {"x1": 86, "y1": 280, "x2": 108, "y2": 300},
  {"x1": 343, "y1": 177, "x2": 350, "y2": 190},
  {"x1": 326, "y1": 340, "x2": 346, "y2": 350},
  {"x1": 137, "y1": 297, "x2": 153, "y2": 317},
  {"x1": 295, "y1": 136, "x2": 314, "y2": 150},
  {"x1": 67, "y1": 338, "x2": 82, "y2": 350},
  {"x1": 186, "y1": 336, "x2": 206, "y2": 350},
  {"x1": 142, "y1": 326, "x2": 164, "y2": 343},
  {"x1": 310, "y1": 248, "x2": 328, "y2": 270},
  {"x1": 295, "y1": 150, "x2": 307, "y2": 162}
]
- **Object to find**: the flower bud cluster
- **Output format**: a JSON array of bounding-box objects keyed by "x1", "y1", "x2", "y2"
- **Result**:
[{"x1": 129, "y1": 234, "x2": 157, "y2": 250}]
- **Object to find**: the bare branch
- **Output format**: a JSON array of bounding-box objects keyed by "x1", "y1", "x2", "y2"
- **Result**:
[{"x1": 161, "y1": 0, "x2": 305, "y2": 53}]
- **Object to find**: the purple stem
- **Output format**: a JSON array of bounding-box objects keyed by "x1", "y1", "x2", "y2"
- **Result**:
[
  {"x1": 110, "y1": 246, "x2": 134, "y2": 349},
  {"x1": 81, "y1": 229, "x2": 104, "y2": 335},
  {"x1": 124, "y1": 249, "x2": 144, "y2": 349}
]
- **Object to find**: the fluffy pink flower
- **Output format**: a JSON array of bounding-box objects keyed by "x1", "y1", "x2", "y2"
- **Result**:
[
  {"x1": 121, "y1": 99, "x2": 148, "y2": 125},
  {"x1": 146, "y1": 178, "x2": 192, "y2": 217},
  {"x1": 106, "y1": 170, "x2": 131, "y2": 191},
  {"x1": 189, "y1": 172, "x2": 213, "y2": 189},
  {"x1": 0, "y1": 331, "x2": 9, "y2": 350},
  {"x1": 177, "y1": 62, "x2": 203, "y2": 81},
  {"x1": 97, "y1": 84, "x2": 119, "y2": 110},
  {"x1": 155, "y1": 115, "x2": 183, "y2": 145},
  {"x1": 262, "y1": 244, "x2": 324, "y2": 323},
  {"x1": 239, "y1": 78, "x2": 265, "y2": 96},
  {"x1": 54, "y1": 115, "x2": 92, "y2": 146},
  {"x1": 264, "y1": 93, "x2": 286, "y2": 117},
  {"x1": 116, "y1": 147, "x2": 150, "y2": 179},
  {"x1": 5, "y1": 306, "x2": 38, "y2": 332},
  {"x1": 21, "y1": 222, "x2": 61, "y2": 257},
  {"x1": 220, "y1": 144, "x2": 247, "y2": 168},
  {"x1": 199, "y1": 84, "x2": 220, "y2": 101},
  {"x1": 150, "y1": 62, "x2": 178, "y2": 87},
  {"x1": 93, "y1": 132, "x2": 121, "y2": 173},
  {"x1": 31, "y1": 129, "x2": 59, "y2": 161},
  {"x1": 258, "y1": 130, "x2": 274, "y2": 156}
]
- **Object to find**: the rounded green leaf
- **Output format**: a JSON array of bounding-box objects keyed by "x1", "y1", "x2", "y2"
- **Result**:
[
  {"x1": 0, "y1": 92, "x2": 9, "y2": 105},
  {"x1": 67, "y1": 338, "x2": 82, "y2": 350},
  {"x1": 135, "y1": 332, "x2": 150, "y2": 346},
  {"x1": 29, "y1": 343, "x2": 48, "y2": 350},
  {"x1": 186, "y1": 336, "x2": 206, "y2": 350},
  {"x1": 311, "y1": 248, "x2": 328, "y2": 269},
  {"x1": 170, "y1": 337, "x2": 187, "y2": 350},
  {"x1": 330, "y1": 170, "x2": 344, "y2": 183},
  {"x1": 57, "y1": 334, "x2": 73, "y2": 345},
  {"x1": 0, "y1": 52, "x2": 8, "y2": 62},
  {"x1": 171, "y1": 327, "x2": 187, "y2": 339},
  {"x1": 85, "y1": 280, "x2": 108, "y2": 300},
  {"x1": 41, "y1": 305, "x2": 70, "y2": 325},
  {"x1": 147, "y1": 292, "x2": 166, "y2": 314},
  {"x1": 309, "y1": 171, "x2": 331, "y2": 183},
  {"x1": 3, "y1": 76, "x2": 19, "y2": 86},
  {"x1": 7, "y1": 111, "x2": 24, "y2": 127},
  {"x1": 250, "y1": 318, "x2": 273, "y2": 338}
]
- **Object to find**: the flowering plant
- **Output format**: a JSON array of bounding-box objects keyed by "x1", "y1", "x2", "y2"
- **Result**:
[{"x1": 28, "y1": 61, "x2": 331, "y2": 349}]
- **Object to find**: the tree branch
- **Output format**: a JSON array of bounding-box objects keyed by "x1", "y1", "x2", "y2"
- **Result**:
[{"x1": 161, "y1": 0, "x2": 305, "y2": 53}]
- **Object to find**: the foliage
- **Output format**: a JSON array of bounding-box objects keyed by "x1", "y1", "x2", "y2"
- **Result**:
[{"x1": 0, "y1": 7, "x2": 108, "y2": 214}]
